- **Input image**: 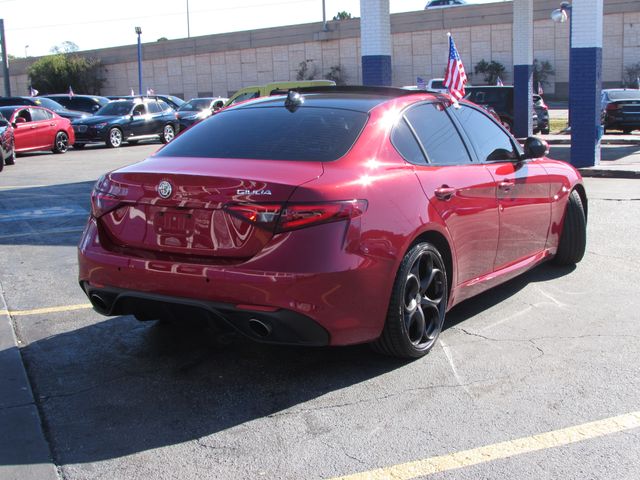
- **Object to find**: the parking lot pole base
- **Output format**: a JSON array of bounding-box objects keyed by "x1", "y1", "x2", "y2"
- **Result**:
[
  {"x1": 514, "y1": 65, "x2": 533, "y2": 139},
  {"x1": 360, "y1": 0, "x2": 392, "y2": 86},
  {"x1": 569, "y1": 0, "x2": 603, "y2": 169},
  {"x1": 512, "y1": 0, "x2": 533, "y2": 139}
]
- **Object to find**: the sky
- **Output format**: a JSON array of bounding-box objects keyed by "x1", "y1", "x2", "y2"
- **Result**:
[{"x1": 1, "y1": 0, "x2": 509, "y2": 58}]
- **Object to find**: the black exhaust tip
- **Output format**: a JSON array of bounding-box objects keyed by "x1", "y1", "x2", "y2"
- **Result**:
[
  {"x1": 89, "y1": 293, "x2": 110, "y2": 314},
  {"x1": 248, "y1": 318, "x2": 272, "y2": 338}
]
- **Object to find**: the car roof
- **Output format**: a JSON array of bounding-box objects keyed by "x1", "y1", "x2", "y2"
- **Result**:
[{"x1": 228, "y1": 86, "x2": 443, "y2": 113}]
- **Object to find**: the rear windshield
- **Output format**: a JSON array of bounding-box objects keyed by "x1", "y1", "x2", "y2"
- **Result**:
[
  {"x1": 607, "y1": 90, "x2": 640, "y2": 101},
  {"x1": 157, "y1": 106, "x2": 368, "y2": 162}
]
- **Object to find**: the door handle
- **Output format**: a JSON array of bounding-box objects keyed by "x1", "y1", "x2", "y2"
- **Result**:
[
  {"x1": 498, "y1": 180, "x2": 515, "y2": 191},
  {"x1": 434, "y1": 186, "x2": 457, "y2": 200},
  {"x1": 49, "y1": 122, "x2": 55, "y2": 126},
  {"x1": 30, "y1": 125, "x2": 37, "y2": 129}
]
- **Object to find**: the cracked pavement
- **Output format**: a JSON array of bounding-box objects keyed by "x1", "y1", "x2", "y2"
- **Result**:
[{"x1": 0, "y1": 146, "x2": 639, "y2": 479}]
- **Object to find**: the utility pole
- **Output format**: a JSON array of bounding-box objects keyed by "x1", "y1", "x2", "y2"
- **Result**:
[{"x1": 0, "y1": 19, "x2": 11, "y2": 96}]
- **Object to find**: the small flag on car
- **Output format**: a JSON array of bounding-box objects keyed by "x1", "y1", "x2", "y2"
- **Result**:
[
  {"x1": 416, "y1": 77, "x2": 426, "y2": 90},
  {"x1": 29, "y1": 86, "x2": 38, "y2": 97},
  {"x1": 146, "y1": 88, "x2": 155, "y2": 95},
  {"x1": 130, "y1": 88, "x2": 135, "y2": 96},
  {"x1": 68, "y1": 86, "x2": 74, "y2": 98},
  {"x1": 496, "y1": 76, "x2": 504, "y2": 86},
  {"x1": 537, "y1": 81, "x2": 544, "y2": 96},
  {"x1": 443, "y1": 33, "x2": 467, "y2": 104},
  {"x1": 637, "y1": 77, "x2": 640, "y2": 89}
]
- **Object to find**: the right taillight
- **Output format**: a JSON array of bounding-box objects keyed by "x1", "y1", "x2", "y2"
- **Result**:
[
  {"x1": 224, "y1": 200, "x2": 367, "y2": 233},
  {"x1": 606, "y1": 103, "x2": 621, "y2": 112}
]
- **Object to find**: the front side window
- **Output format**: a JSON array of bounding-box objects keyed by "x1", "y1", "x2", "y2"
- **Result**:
[
  {"x1": 404, "y1": 103, "x2": 471, "y2": 165},
  {"x1": 453, "y1": 105, "x2": 519, "y2": 162},
  {"x1": 157, "y1": 106, "x2": 368, "y2": 162}
]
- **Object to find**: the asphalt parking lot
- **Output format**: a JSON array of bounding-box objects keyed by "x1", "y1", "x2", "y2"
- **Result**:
[{"x1": 1, "y1": 143, "x2": 639, "y2": 479}]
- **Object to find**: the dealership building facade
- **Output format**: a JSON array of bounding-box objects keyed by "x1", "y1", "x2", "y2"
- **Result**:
[{"x1": 2, "y1": 0, "x2": 639, "y2": 99}]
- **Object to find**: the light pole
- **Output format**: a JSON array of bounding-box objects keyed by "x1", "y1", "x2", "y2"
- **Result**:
[
  {"x1": 24, "y1": 44, "x2": 29, "y2": 57},
  {"x1": 135, "y1": 26, "x2": 142, "y2": 96},
  {"x1": 186, "y1": 0, "x2": 191, "y2": 38},
  {"x1": 551, "y1": 1, "x2": 572, "y2": 127}
]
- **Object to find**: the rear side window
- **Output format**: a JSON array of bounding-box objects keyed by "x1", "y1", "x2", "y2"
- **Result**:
[
  {"x1": 147, "y1": 101, "x2": 161, "y2": 113},
  {"x1": 391, "y1": 118, "x2": 426, "y2": 165},
  {"x1": 30, "y1": 108, "x2": 52, "y2": 121},
  {"x1": 157, "y1": 106, "x2": 368, "y2": 162},
  {"x1": 405, "y1": 103, "x2": 471, "y2": 165},
  {"x1": 452, "y1": 105, "x2": 519, "y2": 162}
]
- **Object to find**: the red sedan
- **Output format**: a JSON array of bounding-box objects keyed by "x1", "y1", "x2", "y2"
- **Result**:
[
  {"x1": 78, "y1": 87, "x2": 587, "y2": 359},
  {"x1": 0, "y1": 106, "x2": 74, "y2": 154}
]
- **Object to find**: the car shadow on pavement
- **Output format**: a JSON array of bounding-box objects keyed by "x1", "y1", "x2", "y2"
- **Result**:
[
  {"x1": 444, "y1": 262, "x2": 576, "y2": 331},
  {"x1": 7, "y1": 261, "x2": 578, "y2": 468},
  {"x1": 0, "y1": 181, "x2": 93, "y2": 247},
  {"x1": 13, "y1": 314, "x2": 410, "y2": 467}
]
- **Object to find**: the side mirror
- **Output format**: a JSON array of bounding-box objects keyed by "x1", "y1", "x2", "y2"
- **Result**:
[
  {"x1": 131, "y1": 110, "x2": 142, "y2": 117},
  {"x1": 14, "y1": 117, "x2": 27, "y2": 125},
  {"x1": 523, "y1": 136, "x2": 549, "y2": 159}
]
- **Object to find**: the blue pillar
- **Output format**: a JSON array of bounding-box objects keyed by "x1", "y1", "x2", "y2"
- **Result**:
[
  {"x1": 360, "y1": 0, "x2": 392, "y2": 86},
  {"x1": 512, "y1": 0, "x2": 533, "y2": 139},
  {"x1": 569, "y1": 0, "x2": 603, "y2": 168}
]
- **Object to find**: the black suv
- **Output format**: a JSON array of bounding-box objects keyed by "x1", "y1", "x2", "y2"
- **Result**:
[
  {"x1": 42, "y1": 94, "x2": 110, "y2": 114},
  {"x1": 464, "y1": 86, "x2": 548, "y2": 134},
  {"x1": 71, "y1": 98, "x2": 179, "y2": 148}
]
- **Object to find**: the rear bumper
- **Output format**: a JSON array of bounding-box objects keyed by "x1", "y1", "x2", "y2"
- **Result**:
[
  {"x1": 78, "y1": 217, "x2": 395, "y2": 346},
  {"x1": 80, "y1": 282, "x2": 330, "y2": 346}
]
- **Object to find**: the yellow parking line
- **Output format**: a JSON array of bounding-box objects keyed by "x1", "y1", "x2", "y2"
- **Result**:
[
  {"x1": 0, "y1": 303, "x2": 93, "y2": 316},
  {"x1": 330, "y1": 411, "x2": 640, "y2": 480}
]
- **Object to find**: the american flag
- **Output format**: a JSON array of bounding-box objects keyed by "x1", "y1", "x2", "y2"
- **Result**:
[
  {"x1": 496, "y1": 76, "x2": 504, "y2": 86},
  {"x1": 29, "y1": 86, "x2": 38, "y2": 97},
  {"x1": 416, "y1": 77, "x2": 426, "y2": 90},
  {"x1": 68, "y1": 86, "x2": 74, "y2": 98},
  {"x1": 537, "y1": 81, "x2": 544, "y2": 95},
  {"x1": 443, "y1": 33, "x2": 467, "y2": 101},
  {"x1": 130, "y1": 88, "x2": 135, "y2": 96}
]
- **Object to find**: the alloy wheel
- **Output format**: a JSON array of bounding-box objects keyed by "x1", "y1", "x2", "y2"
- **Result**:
[{"x1": 402, "y1": 249, "x2": 446, "y2": 348}]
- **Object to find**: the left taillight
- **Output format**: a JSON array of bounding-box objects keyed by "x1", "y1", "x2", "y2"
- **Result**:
[
  {"x1": 224, "y1": 200, "x2": 367, "y2": 233},
  {"x1": 90, "y1": 174, "x2": 125, "y2": 218}
]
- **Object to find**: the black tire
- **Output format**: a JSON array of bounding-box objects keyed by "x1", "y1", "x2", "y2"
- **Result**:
[
  {"x1": 553, "y1": 189, "x2": 586, "y2": 266},
  {"x1": 372, "y1": 242, "x2": 448, "y2": 359},
  {"x1": 4, "y1": 149, "x2": 15, "y2": 165},
  {"x1": 73, "y1": 143, "x2": 86, "y2": 149},
  {"x1": 106, "y1": 128, "x2": 123, "y2": 148},
  {"x1": 52, "y1": 131, "x2": 69, "y2": 153},
  {"x1": 161, "y1": 124, "x2": 175, "y2": 144}
]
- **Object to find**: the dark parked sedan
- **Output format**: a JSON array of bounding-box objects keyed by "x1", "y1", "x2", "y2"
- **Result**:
[
  {"x1": 42, "y1": 94, "x2": 110, "y2": 114},
  {"x1": 107, "y1": 94, "x2": 185, "y2": 111},
  {"x1": 0, "y1": 113, "x2": 15, "y2": 171},
  {"x1": 71, "y1": 98, "x2": 179, "y2": 148},
  {"x1": 176, "y1": 97, "x2": 227, "y2": 130},
  {"x1": 464, "y1": 86, "x2": 543, "y2": 133},
  {"x1": 601, "y1": 89, "x2": 640, "y2": 133},
  {"x1": 0, "y1": 96, "x2": 88, "y2": 121}
]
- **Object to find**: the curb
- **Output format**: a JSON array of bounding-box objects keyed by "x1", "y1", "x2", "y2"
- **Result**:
[
  {"x1": 544, "y1": 138, "x2": 640, "y2": 145},
  {"x1": 577, "y1": 168, "x2": 640, "y2": 179},
  {"x1": 0, "y1": 288, "x2": 59, "y2": 480}
]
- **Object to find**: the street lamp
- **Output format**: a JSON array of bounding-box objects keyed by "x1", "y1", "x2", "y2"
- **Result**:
[
  {"x1": 551, "y1": 1, "x2": 572, "y2": 128},
  {"x1": 135, "y1": 26, "x2": 142, "y2": 96},
  {"x1": 24, "y1": 44, "x2": 29, "y2": 57}
]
